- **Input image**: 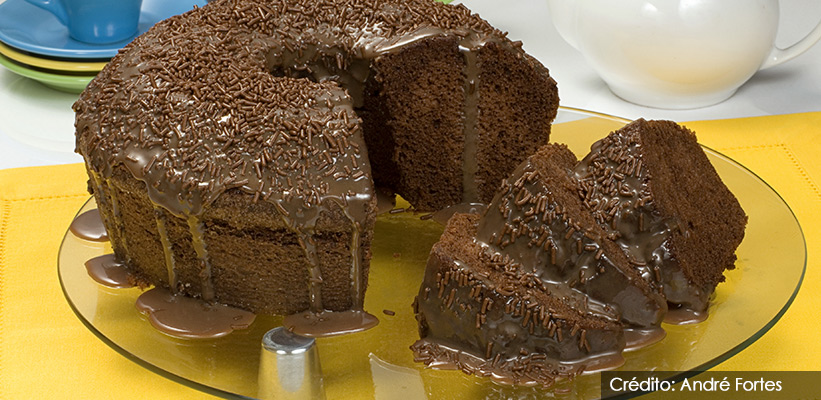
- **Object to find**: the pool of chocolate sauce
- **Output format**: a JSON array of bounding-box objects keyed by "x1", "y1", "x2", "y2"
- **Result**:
[
  {"x1": 70, "y1": 206, "x2": 384, "y2": 340},
  {"x1": 84, "y1": 254, "x2": 133, "y2": 289},
  {"x1": 69, "y1": 209, "x2": 108, "y2": 242}
]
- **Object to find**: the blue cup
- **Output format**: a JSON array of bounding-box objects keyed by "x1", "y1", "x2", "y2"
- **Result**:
[{"x1": 24, "y1": 0, "x2": 143, "y2": 44}]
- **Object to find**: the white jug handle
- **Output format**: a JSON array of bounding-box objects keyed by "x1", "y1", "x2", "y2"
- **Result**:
[
  {"x1": 546, "y1": 0, "x2": 580, "y2": 50},
  {"x1": 761, "y1": 18, "x2": 821, "y2": 69}
]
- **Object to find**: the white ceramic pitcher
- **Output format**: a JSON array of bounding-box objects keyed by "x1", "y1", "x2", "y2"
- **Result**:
[{"x1": 547, "y1": 0, "x2": 821, "y2": 109}]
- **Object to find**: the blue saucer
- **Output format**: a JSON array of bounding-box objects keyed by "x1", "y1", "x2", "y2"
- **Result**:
[{"x1": 0, "y1": 0, "x2": 207, "y2": 59}]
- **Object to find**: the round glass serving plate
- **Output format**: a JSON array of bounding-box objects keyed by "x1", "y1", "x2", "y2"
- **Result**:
[{"x1": 58, "y1": 107, "x2": 806, "y2": 399}]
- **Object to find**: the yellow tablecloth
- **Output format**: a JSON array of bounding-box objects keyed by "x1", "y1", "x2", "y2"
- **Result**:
[{"x1": 0, "y1": 112, "x2": 819, "y2": 399}]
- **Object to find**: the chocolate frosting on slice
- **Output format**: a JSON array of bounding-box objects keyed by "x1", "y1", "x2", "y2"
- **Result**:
[
  {"x1": 476, "y1": 145, "x2": 666, "y2": 328},
  {"x1": 413, "y1": 212, "x2": 624, "y2": 387},
  {"x1": 575, "y1": 120, "x2": 716, "y2": 313}
]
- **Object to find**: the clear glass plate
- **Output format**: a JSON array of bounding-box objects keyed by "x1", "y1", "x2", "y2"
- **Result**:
[{"x1": 58, "y1": 107, "x2": 806, "y2": 399}]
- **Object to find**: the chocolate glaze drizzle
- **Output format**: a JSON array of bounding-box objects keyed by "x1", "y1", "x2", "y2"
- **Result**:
[
  {"x1": 153, "y1": 207, "x2": 178, "y2": 292},
  {"x1": 86, "y1": 171, "x2": 131, "y2": 264},
  {"x1": 664, "y1": 305, "x2": 708, "y2": 325},
  {"x1": 186, "y1": 217, "x2": 215, "y2": 301},
  {"x1": 458, "y1": 35, "x2": 484, "y2": 204},
  {"x1": 71, "y1": 209, "x2": 258, "y2": 339},
  {"x1": 623, "y1": 327, "x2": 666, "y2": 351}
]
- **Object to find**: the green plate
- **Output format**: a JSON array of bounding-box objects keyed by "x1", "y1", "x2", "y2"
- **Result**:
[{"x1": 0, "y1": 52, "x2": 94, "y2": 93}]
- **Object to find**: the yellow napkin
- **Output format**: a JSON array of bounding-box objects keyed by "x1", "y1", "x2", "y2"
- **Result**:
[
  {"x1": 0, "y1": 164, "x2": 220, "y2": 400},
  {"x1": 0, "y1": 112, "x2": 818, "y2": 398},
  {"x1": 684, "y1": 112, "x2": 821, "y2": 372}
]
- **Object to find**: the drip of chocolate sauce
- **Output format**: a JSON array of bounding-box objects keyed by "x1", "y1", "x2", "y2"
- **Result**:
[
  {"x1": 283, "y1": 309, "x2": 378, "y2": 338},
  {"x1": 623, "y1": 327, "x2": 666, "y2": 351},
  {"x1": 663, "y1": 305, "x2": 708, "y2": 325},
  {"x1": 69, "y1": 209, "x2": 108, "y2": 241},
  {"x1": 375, "y1": 190, "x2": 397, "y2": 215},
  {"x1": 84, "y1": 254, "x2": 134, "y2": 288},
  {"x1": 186, "y1": 216, "x2": 215, "y2": 301},
  {"x1": 414, "y1": 339, "x2": 625, "y2": 387},
  {"x1": 430, "y1": 202, "x2": 487, "y2": 225},
  {"x1": 136, "y1": 287, "x2": 256, "y2": 339},
  {"x1": 457, "y1": 34, "x2": 491, "y2": 205},
  {"x1": 153, "y1": 207, "x2": 178, "y2": 292}
]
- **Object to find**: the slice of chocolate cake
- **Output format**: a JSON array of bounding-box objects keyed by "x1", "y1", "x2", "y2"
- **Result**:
[
  {"x1": 574, "y1": 119, "x2": 747, "y2": 316},
  {"x1": 413, "y1": 122, "x2": 748, "y2": 385},
  {"x1": 412, "y1": 144, "x2": 667, "y2": 385},
  {"x1": 412, "y1": 212, "x2": 624, "y2": 386},
  {"x1": 475, "y1": 144, "x2": 666, "y2": 328}
]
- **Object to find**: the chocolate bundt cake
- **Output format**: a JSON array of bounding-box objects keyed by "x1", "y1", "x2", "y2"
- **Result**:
[
  {"x1": 413, "y1": 121, "x2": 747, "y2": 384},
  {"x1": 575, "y1": 119, "x2": 747, "y2": 315},
  {"x1": 73, "y1": 0, "x2": 559, "y2": 327}
]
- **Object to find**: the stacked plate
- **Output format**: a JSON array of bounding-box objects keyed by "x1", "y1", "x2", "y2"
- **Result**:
[{"x1": 0, "y1": 0, "x2": 207, "y2": 93}]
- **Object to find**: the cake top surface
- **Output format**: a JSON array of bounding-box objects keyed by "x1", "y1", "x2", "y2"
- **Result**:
[{"x1": 74, "y1": 0, "x2": 505, "y2": 218}]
